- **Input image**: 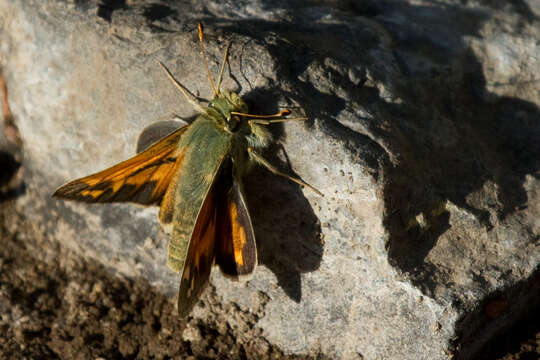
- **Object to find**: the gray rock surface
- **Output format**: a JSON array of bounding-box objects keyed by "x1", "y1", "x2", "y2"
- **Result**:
[{"x1": 0, "y1": 0, "x2": 538, "y2": 359}]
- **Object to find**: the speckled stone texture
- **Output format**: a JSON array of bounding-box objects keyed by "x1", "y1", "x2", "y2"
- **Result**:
[{"x1": 0, "y1": 0, "x2": 538, "y2": 359}]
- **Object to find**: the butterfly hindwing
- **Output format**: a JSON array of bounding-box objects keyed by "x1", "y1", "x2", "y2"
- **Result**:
[
  {"x1": 136, "y1": 120, "x2": 188, "y2": 154},
  {"x1": 53, "y1": 126, "x2": 189, "y2": 205},
  {"x1": 216, "y1": 175, "x2": 257, "y2": 279}
]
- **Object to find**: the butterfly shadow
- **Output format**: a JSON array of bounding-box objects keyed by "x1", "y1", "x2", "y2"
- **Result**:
[{"x1": 240, "y1": 87, "x2": 323, "y2": 303}]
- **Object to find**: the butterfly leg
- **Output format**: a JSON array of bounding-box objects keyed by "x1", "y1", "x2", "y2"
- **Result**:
[
  {"x1": 247, "y1": 148, "x2": 323, "y2": 196},
  {"x1": 233, "y1": 108, "x2": 308, "y2": 124}
]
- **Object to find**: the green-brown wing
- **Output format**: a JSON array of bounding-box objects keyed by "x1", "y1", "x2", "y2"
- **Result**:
[
  {"x1": 176, "y1": 183, "x2": 218, "y2": 317},
  {"x1": 163, "y1": 116, "x2": 232, "y2": 316},
  {"x1": 52, "y1": 126, "x2": 189, "y2": 205}
]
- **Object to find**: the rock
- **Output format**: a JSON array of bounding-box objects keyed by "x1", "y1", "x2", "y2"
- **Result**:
[{"x1": 0, "y1": 0, "x2": 538, "y2": 359}]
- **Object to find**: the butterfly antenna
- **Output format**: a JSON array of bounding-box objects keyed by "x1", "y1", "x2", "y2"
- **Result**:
[
  {"x1": 198, "y1": 23, "x2": 218, "y2": 97},
  {"x1": 159, "y1": 62, "x2": 205, "y2": 113},
  {"x1": 216, "y1": 41, "x2": 231, "y2": 94},
  {"x1": 231, "y1": 109, "x2": 308, "y2": 124}
]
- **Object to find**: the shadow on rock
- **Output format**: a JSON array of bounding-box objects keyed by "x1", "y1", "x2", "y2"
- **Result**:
[
  {"x1": 214, "y1": 3, "x2": 538, "y2": 297},
  {"x1": 156, "y1": 4, "x2": 538, "y2": 301},
  {"x1": 383, "y1": 37, "x2": 539, "y2": 291}
]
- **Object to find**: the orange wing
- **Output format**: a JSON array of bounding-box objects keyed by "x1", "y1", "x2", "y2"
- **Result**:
[
  {"x1": 215, "y1": 176, "x2": 257, "y2": 279},
  {"x1": 52, "y1": 126, "x2": 189, "y2": 205}
]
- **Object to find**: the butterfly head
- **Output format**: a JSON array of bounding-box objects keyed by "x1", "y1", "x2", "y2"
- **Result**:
[{"x1": 208, "y1": 91, "x2": 248, "y2": 133}]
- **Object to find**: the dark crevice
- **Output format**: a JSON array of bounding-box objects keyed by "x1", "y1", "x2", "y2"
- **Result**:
[
  {"x1": 455, "y1": 271, "x2": 540, "y2": 359},
  {"x1": 143, "y1": 3, "x2": 176, "y2": 22},
  {"x1": 97, "y1": 0, "x2": 126, "y2": 22}
]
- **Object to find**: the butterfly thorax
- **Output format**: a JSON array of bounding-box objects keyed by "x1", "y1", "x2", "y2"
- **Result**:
[{"x1": 206, "y1": 91, "x2": 271, "y2": 149}]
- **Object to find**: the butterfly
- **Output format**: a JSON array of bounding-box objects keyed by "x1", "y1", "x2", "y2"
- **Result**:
[{"x1": 53, "y1": 24, "x2": 321, "y2": 317}]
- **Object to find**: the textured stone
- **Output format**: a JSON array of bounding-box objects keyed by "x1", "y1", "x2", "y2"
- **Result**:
[{"x1": 0, "y1": 0, "x2": 538, "y2": 359}]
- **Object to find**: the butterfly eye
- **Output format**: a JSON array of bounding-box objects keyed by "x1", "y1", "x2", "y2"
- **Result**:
[{"x1": 227, "y1": 115, "x2": 240, "y2": 131}]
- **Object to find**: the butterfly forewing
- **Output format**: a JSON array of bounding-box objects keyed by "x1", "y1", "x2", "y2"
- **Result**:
[
  {"x1": 176, "y1": 185, "x2": 218, "y2": 317},
  {"x1": 157, "y1": 114, "x2": 237, "y2": 316},
  {"x1": 167, "y1": 115, "x2": 232, "y2": 274},
  {"x1": 53, "y1": 126, "x2": 189, "y2": 205}
]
